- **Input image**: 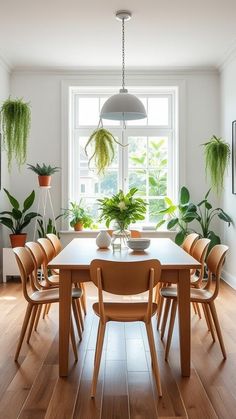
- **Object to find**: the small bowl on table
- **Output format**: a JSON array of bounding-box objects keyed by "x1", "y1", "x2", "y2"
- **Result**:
[{"x1": 127, "y1": 238, "x2": 150, "y2": 251}]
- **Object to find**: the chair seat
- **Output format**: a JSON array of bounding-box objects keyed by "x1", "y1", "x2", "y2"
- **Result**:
[
  {"x1": 31, "y1": 287, "x2": 82, "y2": 303},
  {"x1": 93, "y1": 302, "x2": 158, "y2": 322},
  {"x1": 160, "y1": 286, "x2": 212, "y2": 302},
  {"x1": 48, "y1": 274, "x2": 60, "y2": 286}
]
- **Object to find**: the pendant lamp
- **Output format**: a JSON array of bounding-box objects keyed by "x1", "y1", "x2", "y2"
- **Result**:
[{"x1": 100, "y1": 11, "x2": 147, "y2": 122}]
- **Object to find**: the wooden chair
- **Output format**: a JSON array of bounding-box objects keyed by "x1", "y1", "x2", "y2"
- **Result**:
[
  {"x1": 160, "y1": 238, "x2": 210, "y2": 338},
  {"x1": 160, "y1": 244, "x2": 229, "y2": 360},
  {"x1": 26, "y1": 241, "x2": 83, "y2": 338},
  {"x1": 46, "y1": 233, "x2": 62, "y2": 256},
  {"x1": 182, "y1": 233, "x2": 199, "y2": 254},
  {"x1": 13, "y1": 247, "x2": 83, "y2": 361},
  {"x1": 107, "y1": 229, "x2": 141, "y2": 238},
  {"x1": 37, "y1": 238, "x2": 60, "y2": 286},
  {"x1": 90, "y1": 259, "x2": 162, "y2": 398},
  {"x1": 156, "y1": 232, "x2": 199, "y2": 328},
  {"x1": 46, "y1": 233, "x2": 87, "y2": 318}
]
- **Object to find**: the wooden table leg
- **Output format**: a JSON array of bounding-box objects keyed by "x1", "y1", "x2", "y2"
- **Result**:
[
  {"x1": 177, "y1": 269, "x2": 190, "y2": 377},
  {"x1": 59, "y1": 269, "x2": 72, "y2": 377}
]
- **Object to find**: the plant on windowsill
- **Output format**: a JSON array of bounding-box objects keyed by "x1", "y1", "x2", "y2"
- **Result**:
[
  {"x1": 0, "y1": 98, "x2": 31, "y2": 170},
  {"x1": 0, "y1": 189, "x2": 39, "y2": 247},
  {"x1": 63, "y1": 201, "x2": 93, "y2": 231},
  {"x1": 27, "y1": 163, "x2": 60, "y2": 187},
  {"x1": 85, "y1": 126, "x2": 124, "y2": 175},
  {"x1": 97, "y1": 187, "x2": 147, "y2": 245},
  {"x1": 202, "y1": 135, "x2": 230, "y2": 195},
  {"x1": 156, "y1": 186, "x2": 233, "y2": 253}
]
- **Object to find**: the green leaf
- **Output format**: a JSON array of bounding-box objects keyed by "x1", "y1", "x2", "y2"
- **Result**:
[
  {"x1": 165, "y1": 197, "x2": 173, "y2": 206},
  {"x1": 180, "y1": 187, "x2": 190, "y2": 205},
  {"x1": 167, "y1": 218, "x2": 178, "y2": 229},
  {"x1": 205, "y1": 202, "x2": 212, "y2": 210},
  {"x1": 3, "y1": 189, "x2": 19, "y2": 210},
  {"x1": 149, "y1": 176, "x2": 158, "y2": 187},
  {"x1": 23, "y1": 190, "x2": 35, "y2": 212},
  {"x1": 207, "y1": 231, "x2": 221, "y2": 253},
  {"x1": 218, "y1": 212, "x2": 232, "y2": 225},
  {"x1": 175, "y1": 231, "x2": 186, "y2": 245},
  {"x1": 12, "y1": 208, "x2": 22, "y2": 220},
  {"x1": 0, "y1": 217, "x2": 14, "y2": 231},
  {"x1": 156, "y1": 220, "x2": 166, "y2": 229}
]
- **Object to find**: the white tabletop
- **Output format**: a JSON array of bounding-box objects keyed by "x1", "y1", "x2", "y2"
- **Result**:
[{"x1": 49, "y1": 238, "x2": 201, "y2": 270}]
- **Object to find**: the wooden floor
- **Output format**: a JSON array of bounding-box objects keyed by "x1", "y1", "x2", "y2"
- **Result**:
[{"x1": 0, "y1": 280, "x2": 236, "y2": 419}]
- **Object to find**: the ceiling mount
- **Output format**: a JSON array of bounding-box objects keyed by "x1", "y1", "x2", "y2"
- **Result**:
[{"x1": 115, "y1": 10, "x2": 132, "y2": 22}]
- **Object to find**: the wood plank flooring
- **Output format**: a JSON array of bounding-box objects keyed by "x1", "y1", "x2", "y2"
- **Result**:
[{"x1": 0, "y1": 280, "x2": 236, "y2": 418}]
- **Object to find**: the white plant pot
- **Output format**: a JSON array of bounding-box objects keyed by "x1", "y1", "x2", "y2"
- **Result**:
[{"x1": 96, "y1": 230, "x2": 111, "y2": 249}]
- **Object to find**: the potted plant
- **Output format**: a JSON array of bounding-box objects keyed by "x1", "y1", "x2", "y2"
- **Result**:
[
  {"x1": 0, "y1": 98, "x2": 31, "y2": 170},
  {"x1": 85, "y1": 127, "x2": 123, "y2": 175},
  {"x1": 0, "y1": 189, "x2": 39, "y2": 247},
  {"x1": 64, "y1": 201, "x2": 93, "y2": 231},
  {"x1": 202, "y1": 135, "x2": 230, "y2": 194},
  {"x1": 37, "y1": 214, "x2": 63, "y2": 238},
  {"x1": 27, "y1": 163, "x2": 60, "y2": 187},
  {"x1": 97, "y1": 187, "x2": 147, "y2": 243},
  {"x1": 156, "y1": 186, "x2": 233, "y2": 252}
]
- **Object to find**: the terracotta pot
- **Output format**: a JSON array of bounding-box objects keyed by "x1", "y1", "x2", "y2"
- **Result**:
[
  {"x1": 74, "y1": 222, "x2": 83, "y2": 231},
  {"x1": 10, "y1": 233, "x2": 27, "y2": 248},
  {"x1": 38, "y1": 175, "x2": 51, "y2": 187}
]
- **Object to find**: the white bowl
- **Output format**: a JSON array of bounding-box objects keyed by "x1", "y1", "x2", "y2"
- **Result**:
[{"x1": 127, "y1": 238, "x2": 150, "y2": 251}]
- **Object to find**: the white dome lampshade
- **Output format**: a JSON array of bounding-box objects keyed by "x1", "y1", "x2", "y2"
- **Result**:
[{"x1": 100, "y1": 88, "x2": 147, "y2": 121}]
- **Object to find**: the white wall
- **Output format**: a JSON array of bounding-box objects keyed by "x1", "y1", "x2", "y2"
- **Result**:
[
  {"x1": 9, "y1": 69, "x2": 220, "y2": 237},
  {"x1": 220, "y1": 57, "x2": 236, "y2": 288},
  {"x1": 0, "y1": 59, "x2": 10, "y2": 279}
]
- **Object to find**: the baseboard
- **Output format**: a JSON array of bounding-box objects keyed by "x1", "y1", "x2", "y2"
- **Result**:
[{"x1": 222, "y1": 269, "x2": 236, "y2": 290}]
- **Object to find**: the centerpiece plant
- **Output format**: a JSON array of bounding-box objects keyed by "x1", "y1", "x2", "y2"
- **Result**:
[
  {"x1": 97, "y1": 187, "x2": 147, "y2": 240},
  {"x1": 202, "y1": 135, "x2": 230, "y2": 194},
  {"x1": 0, "y1": 98, "x2": 31, "y2": 170}
]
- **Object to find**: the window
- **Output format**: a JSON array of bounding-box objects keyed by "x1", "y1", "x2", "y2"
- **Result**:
[{"x1": 69, "y1": 88, "x2": 177, "y2": 227}]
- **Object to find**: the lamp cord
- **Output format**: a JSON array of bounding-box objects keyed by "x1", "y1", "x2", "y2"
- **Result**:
[{"x1": 122, "y1": 17, "x2": 125, "y2": 91}]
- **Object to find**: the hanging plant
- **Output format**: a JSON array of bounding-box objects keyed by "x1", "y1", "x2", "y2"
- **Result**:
[
  {"x1": 202, "y1": 135, "x2": 230, "y2": 194},
  {"x1": 85, "y1": 127, "x2": 124, "y2": 175},
  {"x1": 0, "y1": 98, "x2": 31, "y2": 170}
]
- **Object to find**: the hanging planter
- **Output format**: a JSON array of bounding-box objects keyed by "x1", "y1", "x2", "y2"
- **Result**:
[
  {"x1": 0, "y1": 98, "x2": 31, "y2": 170},
  {"x1": 85, "y1": 126, "x2": 124, "y2": 175},
  {"x1": 202, "y1": 135, "x2": 230, "y2": 194}
]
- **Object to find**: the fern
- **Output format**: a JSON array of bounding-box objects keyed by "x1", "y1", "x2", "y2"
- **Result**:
[
  {"x1": 0, "y1": 98, "x2": 31, "y2": 170},
  {"x1": 203, "y1": 135, "x2": 230, "y2": 194}
]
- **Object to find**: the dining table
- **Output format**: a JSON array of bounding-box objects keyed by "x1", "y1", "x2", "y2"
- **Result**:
[{"x1": 48, "y1": 237, "x2": 201, "y2": 378}]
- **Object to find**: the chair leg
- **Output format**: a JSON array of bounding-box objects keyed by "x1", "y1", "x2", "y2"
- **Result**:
[
  {"x1": 42, "y1": 304, "x2": 48, "y2": 319},
  {"x1": 46, "y1": 303, "x2": 51, "y2": 315},
  {"x1": 27, "y1": 305, "x2": 38, "y2": 343},
  {"x1": 15, "y1": 304, "x2": 33, "y2": 361},
  {"x1": 195, "y1": 302, "x2": 202, "y2": 319},
  {"x1": 80, "y1": 283, "x2": 87, "y2": 315},
  {"x1": 91, "y1": 321, "x2": 106, "y2": 398},
  {"x1": 201, "y1": 303, "x2": 211, "y2": 332},
  {"x1": 165, "y1": 300, "x2": 177, "y2": 361},
  {"x1": 161, "y1": 298, "x2": 171, "y2": 340},
  {"x1": 157, "y1": 294, "x2": 164, "y2": 329},
  {"x1": 70, "y1": 317, "x2": 78, "y2": 362},
  {"x1": 145, "y1": 322, "x2": 162, "y2": 397},
  {"x1": 34, "y1": 305, "x2": 43, "y2": 331},
  {"x1": 72, "y1": 299, "x2": 82, "y2": 341},
  {"x1": 204, "y1": 303, "x2": 216, "y2": 342},
  {"x1": 76, "y1": 299, "x2": 84, "y2": 331},
  {"x1": 192, "y1": 302, "x2": 197, "y2": 315},
  {"x1": 209, "y1": 302, "x2": 227, "y2": 359}
]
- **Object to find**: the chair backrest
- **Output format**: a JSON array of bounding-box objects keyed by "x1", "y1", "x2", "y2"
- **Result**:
[
  {"x1": 37, "y1": 238, "x2": 55, "y2": 264},
  {"x1": 26, "y1": 241, "x2": 45, "y2": 269},
  {"x1": 205, "y1": 244, "x2": 229, "y2": 299},
  {"x1": 13, "y1": 247, "x2": 36, "y2": 302},
  {"x1": 191, "y1": 238, "x2": 210, "y2": 282},
  {"x1": 90, "y1": 259, "x2": 161, "y2": 295},
  {"x1": 182, "y1": 233, "x2": 199, "y2": 254},
  {"x1": 46, "y1": 233, "x2": 62, "y2": 256},
  {"x1": 107, "y1": 229, "x2": 141, "y2": 238}
]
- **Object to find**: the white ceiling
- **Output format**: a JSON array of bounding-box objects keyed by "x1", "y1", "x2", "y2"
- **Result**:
[{"x1": 0, "y1": 0, "x2": 236, "y2": 70}]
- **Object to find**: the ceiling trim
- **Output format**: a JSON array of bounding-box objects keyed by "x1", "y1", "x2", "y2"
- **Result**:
[
  {"x1": 11, "y1": 66, "x2": 219, "y2": 76},
  {"x1": 218, "y1": 40, "x2": 236, "y2": 72},
  {"x1": 0, "y1": 52, "x2": 12, "y2": 73}
]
